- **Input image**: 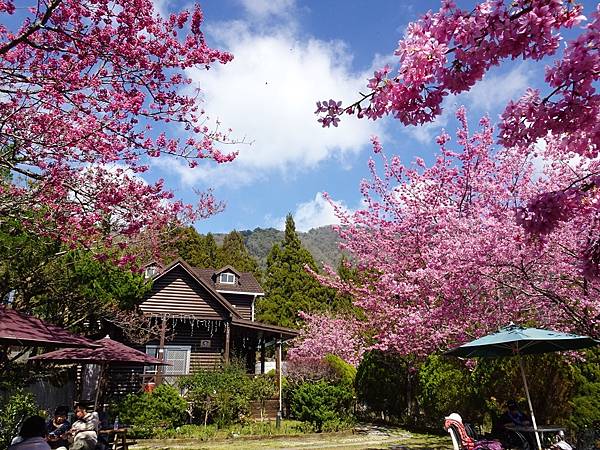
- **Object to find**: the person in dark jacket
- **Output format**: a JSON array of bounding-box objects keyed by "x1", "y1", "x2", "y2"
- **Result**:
[
  {"x1": 47, "y1": 406, "x2": 71, "y2": 450},
  {"x1": 493, "y1": 400, "x2": 533, "y2": 450},
  {"x1": 499, "y1": 400, "x2": 532, "y2": 428}
]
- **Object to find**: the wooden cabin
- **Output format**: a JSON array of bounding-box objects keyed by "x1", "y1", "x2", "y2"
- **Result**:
[{"x1": 121, "y1": 259, "x2": 297, "y2": 389}]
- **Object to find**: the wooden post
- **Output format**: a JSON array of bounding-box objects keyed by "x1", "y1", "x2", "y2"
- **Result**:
[
  {"x1": 156, "y1": 314, "x2": 167, "y2": 385},
  {"x1": 276, "y1": 337, "x2": 282, "y2": 413},
  {"x1": 93, "y1": 363, "x2": 106, "y2": 411},
  {"x1": 260, "y1": 338, "x2": 266, "y2": 374},
  {"x1": 248, "y1": 336, "x2": 257, "y2": 373},
  {"x1": 224, "y1": 321, "x2": 231, "y2": 365}
]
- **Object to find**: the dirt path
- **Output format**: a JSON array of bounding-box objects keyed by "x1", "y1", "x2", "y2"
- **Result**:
[{"x1": 131, "y1": 425, "x2": 452, "y2": 450}]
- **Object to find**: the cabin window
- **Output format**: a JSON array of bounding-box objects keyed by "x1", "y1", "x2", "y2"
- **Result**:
[
  {"x1": 219, "y1": 272, "x2": 236, "y2": 284},
  {"x1": 144, "y1": 265, "x2": 158, "y2": 279},
  {"x1": 145, "y1": 345, "x2": 191, "y2": 378}
]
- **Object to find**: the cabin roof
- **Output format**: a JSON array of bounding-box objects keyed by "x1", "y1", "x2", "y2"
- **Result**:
[{"x1": 194, "y1": 267, "x2": 264, "y2": 295}]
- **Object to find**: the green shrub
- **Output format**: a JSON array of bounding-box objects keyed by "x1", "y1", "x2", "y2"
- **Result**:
[
  {"x1": 567, "y1": 348, "x2": 600, "y2": 432},
  {"x1": 323, "y1": 354, "x2": 356, "y2": 386},
  {"x1": 0, "y1": 389, "x2": 40, "y2": 450},
  {"x1": 116, "y1": 384, "x2": 187, "y2": 438},
  {"x1": 285, "y1": 355, "x2": 356, "y2": 432},
  {"x1": 415, "y1": 353, "x2": 577, "y2": 430},
  {"x1": 355, "y1": 350, "x2": 410, "y2": 421},
  {"x1": 471, "y1": 354, "x2": 576, "y2": 427},
  {"x1": 289, "y1": 380, "x2": 354, "y2": 432},
  {"x1": 417, "y1": 355, "x2": 480, "y2": 427},
  {"x1": 179, "y1": 364, "x2": 253, "y2": 427}
]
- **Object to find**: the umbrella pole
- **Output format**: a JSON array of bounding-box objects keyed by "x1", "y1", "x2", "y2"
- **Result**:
[{"x1": 518, "y1": 354, "x2": 542, "y2": 450}]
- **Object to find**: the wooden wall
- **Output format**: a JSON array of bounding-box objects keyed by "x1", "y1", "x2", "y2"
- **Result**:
[
  {"x1": 140, "y1": 266, "x2": 227, "y2": 318},
  {"x1": 105, "y1": 321, "x2": 225, "y2": 400},
  {"x1": 144, "y1": 319, "x2": 225, "y2": 372},
  {"x1": 222, "y1": 293, "x2": 253, "y2": 320}
]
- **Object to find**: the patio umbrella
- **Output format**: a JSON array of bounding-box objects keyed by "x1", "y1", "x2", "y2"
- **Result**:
[
  {"x1": 445, "y1": 325, "x2": 600, "y2": 450},
  {"x1": 31, "y1": 336, "x2": 170, "y2": 409},
  {"x1": 0, "y1": 306, "x2": 96, "y2": 348}
]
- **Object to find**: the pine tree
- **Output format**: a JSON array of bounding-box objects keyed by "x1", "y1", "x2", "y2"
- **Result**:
[
  {"x1": 171, "y1": 227, "x2": 219, "y2": 268},
  {"x1": 256, "y1": 214, "x2": 337, "y2": 328},
  {"x1": 217, "y1": 230, "x2": 261, "y2": 279},
  {"x1": 203, "y1": 233, "x2": 220, "y2": 268}
]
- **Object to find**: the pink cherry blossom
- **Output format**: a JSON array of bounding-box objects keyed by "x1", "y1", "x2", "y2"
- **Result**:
[
  {"x1": 316, "y1": 0, "x2": 584, "y2": 128},
  {"x1": 0, "y1": 1, "x2": 235, "y2": 250},
  {"x1": 316, "y1": 1, "x2": 600, "y2": 258},
  {"x1": 288, "y1": 312, "x2": 367, "y2": 366},
  {"x1": 318, "y1": 108, "x2": 600, "y2": 356}
]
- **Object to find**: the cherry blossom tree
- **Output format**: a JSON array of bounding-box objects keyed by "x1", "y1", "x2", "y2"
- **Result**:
[
  {"x1": 0, "y1": 0, "x2": 236, "y2": 251},
  {"x1": 314, "y1": 0, "x2": 600, "y2": 355},
  {"x1": 319, "y1": 108, "x2": 600, "y2": 356},
  {"x1": 316, "y1": 0, "x2": 600, "y2": 268}
]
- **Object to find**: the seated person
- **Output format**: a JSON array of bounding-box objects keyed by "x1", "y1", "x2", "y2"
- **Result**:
[
  {"x1": 500, "y1": 401, "x2": 532, "y2": 428},
  {"x1": 68, "y1": 403, "x2": 99, "y2": 450},
  {"x1": 9, "y1": 415, "x2": 51, "y2": 450},
  {"x1": 493, "y1": 401, "x2": 533, "y2": 450},
  {"x1": 46, "y1": 406, "x2": 71, "y2": 450},
  {"x1": 444, "y1": 413, "x2": 502, "y2": 450}
]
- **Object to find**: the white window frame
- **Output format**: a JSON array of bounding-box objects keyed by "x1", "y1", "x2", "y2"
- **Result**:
[
  {"x1": 144, "y1": 266, "x2": 157, "y2": 279},
  {"x1": 145, "y1": 345, "x2": 191, "y2": 375},
  {"x1": 219, "y1": 272, "x2": 236, "y2": 284}
]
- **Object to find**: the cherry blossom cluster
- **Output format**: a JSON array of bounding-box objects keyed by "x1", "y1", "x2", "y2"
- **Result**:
[
  {"x1": 318, "y1": 108, "x2": 600, "y2": 356},
  {"x1": 287, "y1": 312, "x2": 367, "y2": 366},
  {"x1": 316, "y1": 0, "x2": 600, "y2": 253},
  {"x1": 0, "y1": 0, "x2": 235, "y2": 249},
  {"x1": 316, "y1": 0, "x2": 583, "y2": 128},
  {"x1": 516, "y1": 190, "x2": 581, "y2": 235},
  {"x1": 499, "y1": 6, "x2": 600, "y2": 158}
]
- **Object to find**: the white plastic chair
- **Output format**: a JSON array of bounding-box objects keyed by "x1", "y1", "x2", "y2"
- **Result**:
[{"x1": 447, "y1": 425, "x2": 462, "y2": 450}]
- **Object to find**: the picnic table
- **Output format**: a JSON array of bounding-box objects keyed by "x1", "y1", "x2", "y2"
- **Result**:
[{"x1": 506, "y1": 424, "x2": 566, "y2": 448}]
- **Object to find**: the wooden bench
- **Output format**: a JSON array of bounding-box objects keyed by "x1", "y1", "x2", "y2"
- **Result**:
[{"x1": 98, "y1": 428, "x2": 130, "y2": 450}]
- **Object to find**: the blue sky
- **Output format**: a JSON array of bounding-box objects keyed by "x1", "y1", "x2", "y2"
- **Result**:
[{"x1": 149, "y1": 0, "x2": 597, "y2": 234}]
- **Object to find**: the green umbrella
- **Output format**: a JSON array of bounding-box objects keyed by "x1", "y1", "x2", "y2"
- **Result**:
[{"x1": 445, "y1": 325, "x2": 600, "y2": 450}]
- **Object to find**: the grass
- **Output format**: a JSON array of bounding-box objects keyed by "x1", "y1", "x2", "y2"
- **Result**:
[
  {"x1": 129, "y1": 422, "x2": 453, "y2": 450},
  {"x1": 152, "y1": 420, "x2": 315, "y2": 440}
]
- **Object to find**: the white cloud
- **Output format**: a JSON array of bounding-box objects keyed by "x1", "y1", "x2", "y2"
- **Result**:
[
  {"x1": 152, "y1": 0, "x2": 173, "y2": 18},
  {"x1": 161, "y1": 18, "x2": 384, "y2": 187},
  {"x1": 271, "y1": 192, "x2": 348, "y2": 231},
  {"x1": 464, "y1": 64, "x2": 531, "y2": 112},
  {"x1": 153, "y1": 156, "x2": 261, "y2": 189},
  {"x1": 237, "y1": 0, "x2": 296, "y2": 20}
]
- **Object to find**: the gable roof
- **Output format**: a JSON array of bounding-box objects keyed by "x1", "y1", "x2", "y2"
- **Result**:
[
  {"x1": 215, "y1": 265, "x2": 241, "y2": 277},
  {"x1": 149, "y1": 258, "x2": 243, "y2": 319},
  {"x1": 194, "y1": 267, "x2": 264, "y2": 295}
]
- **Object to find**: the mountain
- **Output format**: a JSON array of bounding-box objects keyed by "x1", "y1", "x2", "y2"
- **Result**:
[{"x1": 214, "y1": 226, "x2": 343, "y2": 271}]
